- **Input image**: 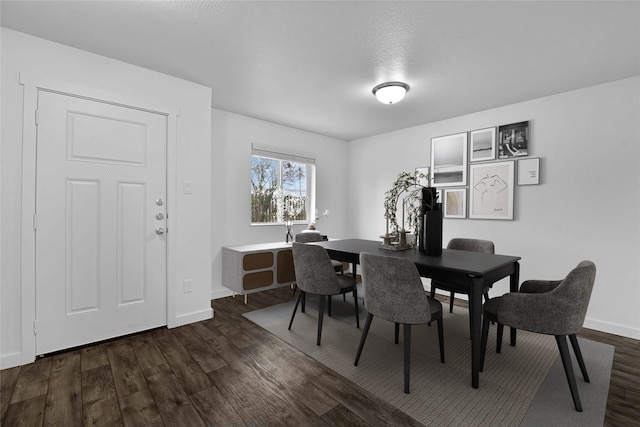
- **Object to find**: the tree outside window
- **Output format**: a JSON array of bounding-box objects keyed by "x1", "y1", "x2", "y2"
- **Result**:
[{"x1": 251, "y1": 155, "x2": 310, "y2": 223}]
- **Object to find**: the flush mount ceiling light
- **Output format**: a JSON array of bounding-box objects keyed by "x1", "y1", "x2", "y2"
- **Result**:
[{"x1": 372, "y1": 81, "x2": 410, "y2": 104}]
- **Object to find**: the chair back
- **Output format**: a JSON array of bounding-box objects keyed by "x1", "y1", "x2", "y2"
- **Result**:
[
  {"x1": 291, "y1": 242, "x2": 341, "y2": 295},
  {"x1": 295, "y1": 232, "x2": 322, "y2": 243},
  {"x1": 447, "y1": 238, "x2": 494, "y2": 254},
  {"x1": 360, "y1": 252, "x2": 430, "y2": 324},
  {"x1": 547, "y1": 260, "x2": 596, "y2": 334},
  {"x1": 499, "y1": 260, "x2": 596, "y2": 335}
]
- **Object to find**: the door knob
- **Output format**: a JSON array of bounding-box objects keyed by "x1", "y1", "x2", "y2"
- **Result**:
[{"x1": 155, "y1": 227, "x2": 165, "y2": 235}]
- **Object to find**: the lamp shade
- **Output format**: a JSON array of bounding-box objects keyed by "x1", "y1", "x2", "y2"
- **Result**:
[{"x1": 372, "y1": 82, "x2": 410, "y2": 104}]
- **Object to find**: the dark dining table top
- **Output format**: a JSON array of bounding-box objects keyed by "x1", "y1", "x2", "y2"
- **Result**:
[{"x1": 313, "y1": 238, "x2": 521, "y2": 277}]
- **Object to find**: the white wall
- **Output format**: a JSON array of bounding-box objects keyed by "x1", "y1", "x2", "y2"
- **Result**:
[
  {"x1": 1, "y1": 29, "x2": 213, "y2": 368},
  {"x1": 210, "y1": 109, "x2": 348, "y2": 298},
  {"x1": 347, "y1": 77, "x2": 640, "y2": 339}
]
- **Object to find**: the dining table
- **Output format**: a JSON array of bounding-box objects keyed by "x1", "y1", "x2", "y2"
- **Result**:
[{"x1": 313, "y1": 238, "x2": 521, "y2": 389}]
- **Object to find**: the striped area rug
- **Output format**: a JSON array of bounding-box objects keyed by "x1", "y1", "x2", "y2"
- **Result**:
[{"x1": 244, "y1": 297, "x2": 612, "y2": 427}]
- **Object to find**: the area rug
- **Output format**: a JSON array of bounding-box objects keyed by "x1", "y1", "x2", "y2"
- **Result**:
[{"x1": 244, "y1": 297, "x2": 613, "y2": 427}]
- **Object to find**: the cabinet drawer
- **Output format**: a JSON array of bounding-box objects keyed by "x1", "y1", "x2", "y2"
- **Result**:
[
  {"x1": 243, "y1": 271, "x2": 274, "y2": 290},
  {"x1": 243, "y1": 252, "x2": 274, "y2": 271}
]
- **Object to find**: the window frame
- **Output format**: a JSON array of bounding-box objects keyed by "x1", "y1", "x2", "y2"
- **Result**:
[{"x1": 250, "y1": 145, "x2": 316, "y2": 226}]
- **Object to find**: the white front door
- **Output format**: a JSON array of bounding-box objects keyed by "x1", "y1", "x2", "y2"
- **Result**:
[{"x1": 35, "y1": 90, "x2": 168, "y2": 355}]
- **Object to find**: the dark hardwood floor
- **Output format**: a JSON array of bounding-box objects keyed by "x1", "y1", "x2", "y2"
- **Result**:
[{"x1": 1, "y1": 287, "x2": 638, "y2": 426}]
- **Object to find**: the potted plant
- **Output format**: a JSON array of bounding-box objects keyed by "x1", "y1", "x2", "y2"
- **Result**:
[{"x1": 383, "y1": 170, "x2": 441, "y2": 253}]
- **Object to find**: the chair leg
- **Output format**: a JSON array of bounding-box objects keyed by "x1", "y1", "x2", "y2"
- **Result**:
[
  {"x1": 354, "y1": 313, "x2": 374, "y2": 366},
  {"x1": 555, "y1": 335, "x2": 583, "y2": 412},
  {"x1": 288, "y1": 291, "x2": 304, "y2": 330},
  {"x1": 403, "y1": 323, "x2": 412, "y2": 393},
  {"x1": 301, "y1": 291, "x2": 306, "y2": 313},
  {"x1": 449, "y1": 291, "x2": 455, "y2": 313},
  {"x1": 394, "y1": 322, "x2": 400, "y2": 344},
  {"x1": 328, "y1": 295, "x2": 332, "y2": 317},
  {"x1": 352, "y1": 288, "x2": 360, "y2": 328},
  {"x1": 437, "y1": 317, "x2": 445, "y2": 363},
  {"x1": 569, "y1": 334, "x2": 590, "y2": 383},
  {"x1": 317, "y1": 295, "x2": 325, "y2": 346}
]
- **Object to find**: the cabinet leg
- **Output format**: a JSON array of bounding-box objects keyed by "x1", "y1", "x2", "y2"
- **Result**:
[{"x1": 244, "y1": 294, "x2": 248, "y2": 304}]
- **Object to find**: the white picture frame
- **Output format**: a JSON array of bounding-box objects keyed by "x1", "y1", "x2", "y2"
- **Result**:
[
  {"x1": 518, "y1": 157, "x2": 540, "y2": 185},
  {"x1": 430, "y1": 132, "x2": 468, "y2": 187},
  {"x1": 470, "y1": 127, "x2": 496, "y2": 162},
  {"x1": 443, "y1": 188, "x2": 467, "y2": 219},
  {"x1": 469, "y1": 161, "x2": 515, "y2": 220}
]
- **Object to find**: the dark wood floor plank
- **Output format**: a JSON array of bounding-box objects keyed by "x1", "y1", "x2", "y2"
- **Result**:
[
  {"x1": 311, "y1": 369, "x2": 416, "y2": 427},
  {"x1": 119, "y1": 389, "x2": 164, "y2": 427},
  {"x1": 80, "y1": 343, "x2": 110, "y2": 372},
  {"x1": 82, "y1": 365, "x2": 117, "y2": 406},
  {"x1": 321, "y1": 404, "x2": 372, "y2": 427},
  {"x1": 10, "y1": 358, "x2": 51, "y2": 403},
  {"x1": 190, "y1": 384, "x2": 248, "y2": 427},
  {"x1": 145, "y1": 366, "x2": 205, "y2": 427},
  {"x1": 153, "y1": 331, "x2": 213, "y2": 395},
  {"x1": 44, "y1": 354, "x2": 82, "y2": 427},
  {"x1": 171, "y1": 324, "x2": 202, "y2": 347},
  {"x1": 184, "y1": 339, "x2": 228, "y2": 373},
  {"x1": 1, "y1": 366, "x2": 20, "y2": 423},
  {"x1": 240, "y1": 341, "x2": 339, "y2": 417},
  {"x1": 129, "y1": 333, "x2": 165, "y2": 370},
  {"x1": 190, "y1": 319, "x2": 219, "y2": 341},
  {"x1": 83, "y1": 396, "x2": 123, "y2": 427},
  {"x1": 3, "y1": 395, "x2": 47, "y2": 426},
  {"x1": 106, "y1": 341, "x2": 147, "y2": 398},
  {"x1": 207, "y1": 367, "x2": 294, "y2": 426}
]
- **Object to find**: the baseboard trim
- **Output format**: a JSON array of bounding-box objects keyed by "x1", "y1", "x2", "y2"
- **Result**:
[
  {"x1": 211, "y1": 288, "x2": 233, "y2": 300},
  {"x1": 584, "y1": 318, "x2": 639, "y2": 340}
]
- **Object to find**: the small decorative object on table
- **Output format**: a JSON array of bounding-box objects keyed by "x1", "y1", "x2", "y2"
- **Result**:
[
  {"x1": 306, "y1": 209, "x2": 329, "y2": 231},
  {"x1": 383, "y1": 170, "x2": 441, "y2": 254},
  {"x1": 275, "y1": 189, "x2": 304, "y2": 243}
]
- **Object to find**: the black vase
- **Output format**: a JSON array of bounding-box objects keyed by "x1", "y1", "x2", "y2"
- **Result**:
[
  {"x1": 419, "y1": 187, "x2": 442, "y2": 256},
  {"x1": 423, "y1": 210, "x2": 443, "y2": 256}
]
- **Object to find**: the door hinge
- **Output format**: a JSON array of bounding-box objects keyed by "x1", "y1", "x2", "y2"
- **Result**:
[
  {"x1": 33, "y1": 214, "x2": 37, "y2": 230},
  {"x1": 33, "y1": 320, "x2": 37, "y2": 335},
  {"x1": 35, "y1": 109, "x2": 39, "y2": 125}
]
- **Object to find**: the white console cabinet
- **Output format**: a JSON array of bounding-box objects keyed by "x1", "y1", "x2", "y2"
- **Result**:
[{"x1": 222, "y1": 242, "x2": 296, "y2": 303}]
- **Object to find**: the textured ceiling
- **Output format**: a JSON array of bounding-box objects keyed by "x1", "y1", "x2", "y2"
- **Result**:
[{"x1": 2, "y1": 1, "x2": 639, "y2": 141}]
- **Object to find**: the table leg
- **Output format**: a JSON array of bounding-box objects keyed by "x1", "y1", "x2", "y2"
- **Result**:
[
  {"x1": 510, "y1": 261, "x2": 520, "y2": 346},
  {"x1": 470, "y1": 276, "x2": 483, "y2": 389}
]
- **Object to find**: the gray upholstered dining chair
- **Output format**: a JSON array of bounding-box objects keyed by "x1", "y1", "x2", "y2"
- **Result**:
[
  {"x1": 288, "y1": 242, "x2": 359, "y2": 345},
  {"x1": 430, "y1": 238, "x2": 495, "y2": 314},
  {"x1": 295, "y1": 232, "x2": 344, "y2": 273},
  {"x1": 354, "y1": 252, "x2": 444, "y2": 394},
  {"x1": 480, "y1": 260, "x2": 596, "y2": 412}
]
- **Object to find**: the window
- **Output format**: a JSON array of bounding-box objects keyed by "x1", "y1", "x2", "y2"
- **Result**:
[{"x1": 251, "y1": 146, "x2": 315, "y2": 224}]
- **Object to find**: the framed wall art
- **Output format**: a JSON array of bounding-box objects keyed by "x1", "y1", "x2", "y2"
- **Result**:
[
  {"x1": 498, "y1": 121, "x2": 529, "y2": 159},
  {"x1": 443, "y1": 188, "x2": 467, "y2": 219},
  {"x1": 518, "y1": 157, "x2": 540, "y2": 185},
  {"x1": 469, "y1": 161, "x2": 515, "y2": 220},
  {"x1": 430, "y1": 132, "x2": 467, "y2": 187},
  {"x1": 470, "y1": 127, "x2": 496, "y2": 162}
]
